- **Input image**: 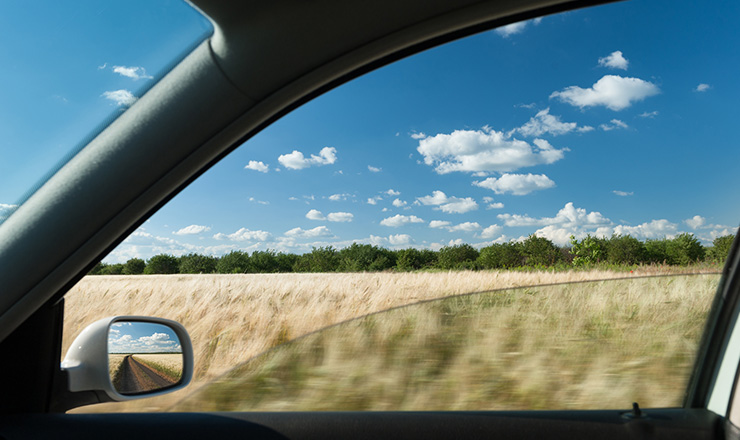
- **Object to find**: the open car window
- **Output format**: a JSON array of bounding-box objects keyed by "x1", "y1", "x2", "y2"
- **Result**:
[{"x1": 60, "y1": 0, "x2": 739, "y2": 413}]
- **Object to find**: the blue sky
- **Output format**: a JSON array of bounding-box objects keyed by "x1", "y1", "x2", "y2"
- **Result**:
[
  {"x1": 108, "y1": 321, "x2": 181, "y2": 354},
  {"x1": 1, "y1": 1, "x2": 738, "y2": 263}
]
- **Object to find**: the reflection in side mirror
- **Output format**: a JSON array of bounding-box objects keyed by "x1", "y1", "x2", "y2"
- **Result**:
[
  {"x1": 60, "y1": 315, "x2": 193, "y2": 412},
  {"x1": 108, "y1": 321, "x2": 184, "y2": 395}
]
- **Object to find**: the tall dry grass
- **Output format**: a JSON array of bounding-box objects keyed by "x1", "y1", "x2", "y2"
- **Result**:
[
  {"x1": 63, "y1": 268, "x2": 719, "y2": 412},
  {"x1": 176, "y1": 275, "x2": 719, "y2": 411}
]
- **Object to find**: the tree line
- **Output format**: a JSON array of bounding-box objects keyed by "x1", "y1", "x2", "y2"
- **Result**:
[{"x1": 90, "y1": 233, "x2": 735, "y2": 275}]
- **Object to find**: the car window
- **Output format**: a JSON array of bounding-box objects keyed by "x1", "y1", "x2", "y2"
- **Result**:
[
  {"x1": 61, "y1": 0, "x2": 738, "y2": 413},
  {"x1": 0, "y1": 0, "x2": 211, "y2": 222}
]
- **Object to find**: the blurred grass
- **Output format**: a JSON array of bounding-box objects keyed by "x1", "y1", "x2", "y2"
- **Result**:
[
  {"x1": 63, "y1": 269, "x2": 719, "y2": 412},
  {"x1": 173, "y1": 274, "x2": 719, "y2": 411}
]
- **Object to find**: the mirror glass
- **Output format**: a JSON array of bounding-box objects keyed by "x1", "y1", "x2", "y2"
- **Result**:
[{"x1": 107, "y1": 321, "x2": 184, "y2": 395}]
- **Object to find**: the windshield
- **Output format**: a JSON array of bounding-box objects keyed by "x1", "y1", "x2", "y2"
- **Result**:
[{"x1": 0, "y1": 0, "x2": 212, "y2": 222}]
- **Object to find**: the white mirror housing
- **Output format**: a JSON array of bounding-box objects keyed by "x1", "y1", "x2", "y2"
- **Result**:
[{"x1": 61, "y1": 316, "x2": 193, "y2": 402}]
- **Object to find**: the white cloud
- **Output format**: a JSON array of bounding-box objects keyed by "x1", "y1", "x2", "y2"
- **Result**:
[
  {"x1": 474, "y1": 173, "x2": 555, "y2": 195},
  {"x1": 493, "y1": 203, "x2": 688, "y2": 245},
  {"x1": 417, "y1": 126, "x2": 566, "y2": 174},
  {"x1": 639, "y1": 111, "x2": 659, "y2": 118},
  {"x1": 680, "y1": 216, "x2": 731, "y2": 242},
  {"x1": 284, "y1": 226, "x2": 333, "y2": 238},
  {"x1": 112, "y1": 65, "x2": 153, "y2": 80},
  {"x1": 101, "y1": 89, "x2": 137, "y2": 106},
  {"x1": 429, "y1": 220, "x2": 481, "y2": 233},
  {"x1": 531, "y1": 225, "x2": 585, "y2": 246},
  {"x1": 388, "y1": 234, "x2": 413, "y2": 245},
  {"x1": 105, "y1": 229, "x2": 241, "y2": 263},
  {"x1": 306, "y1": 209, "x2": 326, "y2": 220},
  {"x1": 598, "y1": 51, "x2": 629, "y2": 70},
  {"x1": 696, "y1": 83, "x2": 711, "y2": 92},
  {"x1": 392, "y1": 199, "x2": 407, "y2": 207},
  {"x1": 416, "y1": 190, "x2": 478, "y2": 214},
  {"x1": 328, "y1": 193, "x2": 351, "y2": 201},
  {"x1": 368, "y1": 165, "x2": 382, "y2": 172},
  {"x1": 173, "y1": 224, "x2": 211, "y2": 235},
  {"x1": 515, "y1": 108, "x2": 590, "y2": 137},
  {"x1": 495, "y1": 20, "x2": 530, "y2": 37},
  {"x1": 410, "y1": 132, "x2": 427, "y2": 139},
  {"x1": 367, "y1": 234, "x2": 415, "y2": 247},
  {"x1": 710, "y1": 228, "x2": 735, "y2": 240},
  {"x1": 600, "y1": 119, "x2": 629, "y2": 131},
  {"x1": 437, "y1": 198, "x2": 478, "y2": 214},
  {"x1": 248, "y1": 197, "x2": 269, "y2": 205},
  {"x1": 448, "y1": 222, "x2": 481, "y2": 232},
  {"x1": 366, "y1": 197, "x2": 381, "y2": 205},
  {"x1": 613, "y1": 219, "x2": 678, "y2": 239},
  {"x1": 481, "y1": 197, "x2": 504, "y2": 209},
  {"x1": 327, "y1": 212, "x2": 354, "y2": 222},
  {"x1": 244, "y1": 160, "x2": 269, "y2": 173},
  {"x1": 278, "y1": 146, "x2": 337, "y2": 170},
  {"x1": 380, "y1": 214, "x2": 425, "y2": 227},
  {"x1": 550, "y1": 75, "x2": 659, "y2": 111},
  {"x1": 213, "y1": 228, "x2": 272, "y2": 242},
  {"x1": 613, "y1": 190, "x2": 634, "y2": 196},
  {"x1": 501, "y1": 203, "x2": 610, "y2": 228},
  {"x1": 528, "y1": 203, "x2": 613, "y2": 246},
  {"x1": 480, "y1": 225, "x2": 503, "y2": 239},
  {"x1": 385, "y1": 189, "x2": 401, "y2": 196},
  {"x1": 685, "y1": 215, "x2": 706, "y2": 230}
]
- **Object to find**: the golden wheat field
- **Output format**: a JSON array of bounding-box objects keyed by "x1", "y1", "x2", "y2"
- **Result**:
[{"x1": 62, "y1": 268, "x2": 720, "y2": 413}]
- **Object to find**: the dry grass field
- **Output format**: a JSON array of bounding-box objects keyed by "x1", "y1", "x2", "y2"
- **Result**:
[
  {"x1": 134, "y1": 354, "x2": 184, "y2": 382},
  {"x1": 63, "y1": 267, "x2": 720, "y2": 413},
  {"x1": 108, "y1": 354, "x2": 126, "y2": 380}
]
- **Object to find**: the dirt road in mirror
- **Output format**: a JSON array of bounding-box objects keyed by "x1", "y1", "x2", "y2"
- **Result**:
[{"x1": 116, "y1": 355, "x2": 177, "y2": 394}]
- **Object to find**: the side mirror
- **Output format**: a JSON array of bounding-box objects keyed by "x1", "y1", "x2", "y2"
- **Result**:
[{"x1": 60, "y1": 316, "x2": 193, "y2": 408}]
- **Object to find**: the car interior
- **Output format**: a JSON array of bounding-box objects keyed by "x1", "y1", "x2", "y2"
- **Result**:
[{"x1": 1, "y1": 0, "x2": 740, "y2": 439}]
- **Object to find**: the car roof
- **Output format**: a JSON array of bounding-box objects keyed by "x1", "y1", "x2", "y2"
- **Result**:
[{"x1": 0, "y1": 0, "x2": 612, "y2": 341}]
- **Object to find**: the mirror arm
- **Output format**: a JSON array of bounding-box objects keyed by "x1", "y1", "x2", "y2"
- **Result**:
[{"x1": 49, "y1": 370, "x2": 113, "y2": 413}]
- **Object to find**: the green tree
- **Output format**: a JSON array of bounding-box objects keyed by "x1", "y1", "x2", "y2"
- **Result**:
[
  {"x1": 300, "y1": 246, "x2": 339, "y2": 272},
  {"x1": 605, "y1": 234, "x2": 646, "y2": 265},
  {"x1": 437, "y1": 244, "x2": 479, "y2": 270},
  {"x1": 644, "y1": 238, "x2": 670, "y2": 264},
  {"x1": 144, "y1": 254, "x2": 180, "y2": 274},
  {"x1": 477, "y1": 242, "x2": 522, "y2": 269},
  {"x1": 179, "y1": 253, "x2": 217, "y2": 274},
  {"x1": 569, "y1": 235, "x2": 607, "y2": 266},
  {"x1": 99, "y1": 263, "x2": 125, "y2": 275},
  {"x1": 89, "y1": 262, "x2": 106, "y2": 275},
  {"x1": 707, "y1": 234, "x2": 735, "y2": 263},
  {"x1": 666, "y1": 233, "x2": 705, "y2": 265},
  {"x1": 395, "y1": 248, "x2": 437, "y2": 271},
  {"x1": 122, "y1": 258, "x2": 146, "y2": 275},
  {"x1": 216, "y1": 251, "x2": 251, "y2": 273},
  {"x1": 275, "y1": 252, "x2": 299, "y2": 272},
  {"x1": 338, "y1": 244, "x2": 396, "y2": 272},
  {"x1": 250, "y1": 250, "x2": 280, "y2": 273},
  {"x1": 521, "y1": 235, "x2": 561, "y2": 267}
]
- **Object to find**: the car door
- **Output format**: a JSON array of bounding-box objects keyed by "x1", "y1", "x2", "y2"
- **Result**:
[{"x1": 0, "y1": 0, "x2": 739, "y2": 439}]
